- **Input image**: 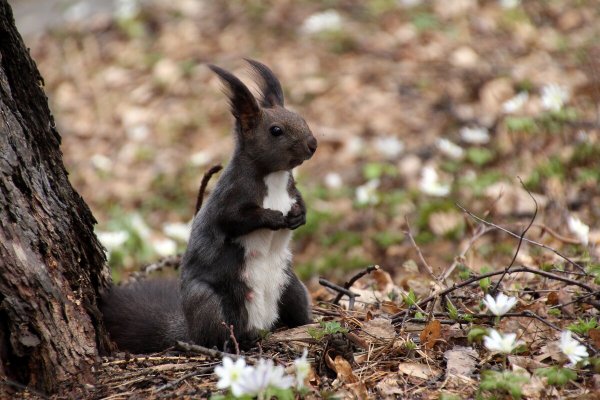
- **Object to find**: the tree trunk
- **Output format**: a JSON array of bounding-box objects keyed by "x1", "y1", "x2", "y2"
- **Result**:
[{"x1": 0, "y1": 0, "x2": 110, "y2": 396}]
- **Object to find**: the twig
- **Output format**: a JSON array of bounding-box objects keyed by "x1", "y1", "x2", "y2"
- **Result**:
[
  {"x1": 441, "y1": 225, "x2": 492, "y2": 281},
  {"x1": 154, "y1": 367, "x2": 212, "y2": 393},
  {"x1": 456, "y1": 204, "x2": 586, "y2": 272},
  {"x1": 404, "y1": 217, "x2": 440, "y2": 284},
  {"x1": 490, "y1": 177, "x2": 537, "y2": 294},
  {"x1": 195, "y1": 164, "x2": 223, "y2": 214},
  {"x1": 332, "y1": 265, "x2": 379, "y2": 305},
  {"x1": 175, "y1": 340, "x2": 233, "y2": 359},
  {"x1": 319, "y1": 278, "x2": 360, "y2": 310},
  {"x1": 391, "y1": 266, "x2": 596, "y2": 323},
  {"x1": 221, "y1": 322, "x2": 240, "y2": 355},
  {"x1": 549, "y1": 290, "x2": 600, "y2": 310}
]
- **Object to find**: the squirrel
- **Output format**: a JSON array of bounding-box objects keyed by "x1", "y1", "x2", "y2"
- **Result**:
[{"x1": 100, "y1": 59, "x2": 317, "y2": 353}]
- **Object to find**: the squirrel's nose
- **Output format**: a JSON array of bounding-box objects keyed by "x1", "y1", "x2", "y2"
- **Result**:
[{"x1": 307, "y1": 136, "x2": 317, "y2": 155}]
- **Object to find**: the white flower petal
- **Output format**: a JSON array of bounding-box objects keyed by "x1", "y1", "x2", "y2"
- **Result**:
[{"x1": 460, "y1": 126, "x2": 490, "y2": 144}]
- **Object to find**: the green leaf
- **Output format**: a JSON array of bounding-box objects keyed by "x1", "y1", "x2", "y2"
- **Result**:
[
  {"x1": 447, "y1": 302, "x2": 459, "y2": 321},
  {"x1": 468, "y1": 326, "x2": 487, "y2": 343},
  {"x1": 404, "y1": 289, "x2": 418, "y2": 306},
  {"x1": 466, "y1": 147, "x2": 495, "y2": 166},
  {"x1": 479, "y1": 370, "x2": 528, "y2": 399},
  {"x1": 567, "y1": 318, "x2": 598, "y2": 335},
  {"x1": 535, "y1": 366, "x2": 576, "y2": 387}
]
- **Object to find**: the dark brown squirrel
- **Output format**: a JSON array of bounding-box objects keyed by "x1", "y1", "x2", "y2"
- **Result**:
[{"x1": 100, "y1": 59, "x2": 317, "y2": 353}]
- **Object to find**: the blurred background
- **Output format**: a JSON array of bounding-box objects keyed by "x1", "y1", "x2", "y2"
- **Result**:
[{"x1": 11, "y1": 0, "x2": 600, "y2": 290}]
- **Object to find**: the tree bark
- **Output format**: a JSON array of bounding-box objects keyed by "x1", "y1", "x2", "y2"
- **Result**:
[{"x1": 0, "y1": 0, "x2": 110, "y2": 396}]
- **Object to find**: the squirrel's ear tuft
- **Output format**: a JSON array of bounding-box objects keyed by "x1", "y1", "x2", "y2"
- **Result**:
[
  {"x1": 209, "y1": 64, "x2": 260, "y2": 130},
  {"x1": 245, "y1": 59, "x2": 284, "y2": 108}
]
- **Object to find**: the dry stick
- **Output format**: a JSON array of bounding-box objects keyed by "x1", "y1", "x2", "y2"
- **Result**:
[
  {"x1": 319, "y1": 278, "x2": 360, "y2": 310},
  {"x1": 221, "y1": 322, "x2": 240, "y2": 355},
  {"x1": 175, "y1": 340, "x2": 233, "y2": 359},
  {"x1": 154, "y1": 366, "x2": 213, "y2": 393},
  {"x1": 549, "y1": 289, "x2": 600, "y2": 310},
  {"x1": 195, "y1": 164, "x2": 223, "y2": 214},
  {"x1": 404, "y1": 217, "x2": 440, "y2": 284},
  {"x1": 441, "y1": 225, "x2": 492, "y2": 282},
  {"x1": 332, "y1": 265, "x2": 379, "y2": 305},
  {"x1": 455, "y1": 203, "x2": 586, "y2": 273},
  {"x1": 391, "y1": 266, "x2": 595, "y2": 323},
  {"x1": 529, "y1": 223, "x2": 580, "y2": 245},
  {"x1": 490, "y1": 177, "x2": 537, "y2": 295}
]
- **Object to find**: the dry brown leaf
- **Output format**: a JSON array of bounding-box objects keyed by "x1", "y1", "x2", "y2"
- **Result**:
[
  {"x1": 346, "y1": 381, "x2": 370, "y2": 400},
  {"x1": 557, "y1": 288, "x2": 575, "y2": 316},
  {"x1": 420, "y1": 320, "x2": 441, "y2": 349},
  {"x1": 266, "y1": 324, "x2": 319, "y2": 344},
  {"x1": 589, "y1": 329, "x2": 600, "y2": 348},
  {"x1": 381, "y1": 300, "x2": 402, "y2": 315},
  {"x1": 361, "y1": 318, "x2": 395, "y2": 342},
  {"x1": 375, "y1": 377, "x2": 404, "y2": 397},
  {"x1": 372, "y1": 267, "x2": 393, "y2": 290},
  {"x1": 547, "y1": 291, "x2": 559, "y2": 305},
  {"x1": 398, "y1": 362, "x2": 442, "y2": 380},
  {"x1": 444, "y1": 346, "x2": 478, "y2": 377},
  {"x1": 333, "y1": 355, "x2": 358, "y2": 384},
  {"x1": 508, "y1": 355, "x2": 548, "y2": 371}
]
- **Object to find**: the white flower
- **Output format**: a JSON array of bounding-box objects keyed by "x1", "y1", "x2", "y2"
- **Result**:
[
  {"x1": 90, "y1": 154, "x2": 113, "y2": 172},
  {"x1": 399, "y1": 0, "x2": 422, "y2": 7},
  {"x1": 324, "y1": 172, "x2": 343, "y2": 189},
  {"x1": 130, "y1": 213, "x2": 151, "y2": 240},
  {"x1": 215, "y1": 357, "x2": 253, "y2": 397},
  {"x1": 499, "y1": 0, "x2": 520, "y2": 9},
  {"x1": 541, "y1": 84, "x2": 569, "y2": 112},
  {"x1": 294, "y1": 349, "x2": 310, "y2": 388},
  {"x1": 151, "y1": 238, "x2": 177, "y2": 257},
  {"x1": 189, "y1": 151, "x2": 211, "y2": 167},
  {"x1": 559, "y1": 330, "x2": 588, "y2": 366},
  {"x1": 484, "y1": 329, "x2": 524, "y2": 354},
  {"x1": 460, "y1": 126, "x2": 490, "y2": 144},
  {"x1": 502, "y1": 92, "x2": 529, "y2": 114},
  {"x1": 115, "y1": 0, "x2": 140, "y2": 20},
  {"x1": 301, "y1": 10, "x2": 342, "y2": 35},
  {"x1": 483, "y1": 293, "x2": 518, "y2": 316},
  {"x1": 163, "y1": 222, "x2": 192, "y2": 243},
  {"x1": 567, "y1": 215, "x2": 589, "y2": 246},
  {"x1": 436, "y1": 138, "x2": 464, "y2": 159},
  {"x1": 347, "y1": 136, "x2": 365, "y2": 156},
  {"x1": 419, "y1": 166, "x2": 451, "y2": 197},
  {"x1": 96, "y1": 230, "x2": 129, "y2": 252},
  {"x1": 373, "y1": 136, "x2": 404, "y2": 158},
  {"x1": 237, "y1": 359, "x2": 294, "y2": 396},
  {"x1": 356, "y1": 179, "x2": 380, "y2": 205}
]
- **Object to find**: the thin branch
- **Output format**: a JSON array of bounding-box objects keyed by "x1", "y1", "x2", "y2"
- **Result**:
[
  {"x1": 154, "y1": 367, "x2": 212, "y2": 393},
  {"x1": 490, "y1": 177, "x2": 537, "y2": 294},
  {"x1": 175, "y1": 341, "x2": 233, "y2": 359},
  {"x1": 456, "y1": 204, "x2": 586, "y2": 272},
  {"x1": 404, "y1": 217, "x2": 441, "y2": 284},
  {"x1": 320, "y1": 278, "x2": 360, "y2": 310},
  {"x1": 333, "y1": 265, "x2": 379, "y2": 305},
  {"x1": 391, "y1": 266, "x2": 596, "y2": 323},
  {"x1": 221, "y1": 322, "x2": 240, "y2": 355}
]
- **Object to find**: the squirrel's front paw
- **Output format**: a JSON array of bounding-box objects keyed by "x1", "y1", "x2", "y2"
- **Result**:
[{"x1": 285, "y1": 203, "x2": 306, "y2": 230}]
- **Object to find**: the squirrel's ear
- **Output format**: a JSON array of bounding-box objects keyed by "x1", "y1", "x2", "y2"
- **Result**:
[
  {"x1": 209, "y1": 64, "x2": 260, "y2": 130},
  {"x1": 245, "y1": 59, "x2": 284, "y2": 108}
]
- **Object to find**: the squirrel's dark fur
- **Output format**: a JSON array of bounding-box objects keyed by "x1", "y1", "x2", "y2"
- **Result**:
[{"x1": 101, "y1": 60, "x2": 317, "y2": 353}]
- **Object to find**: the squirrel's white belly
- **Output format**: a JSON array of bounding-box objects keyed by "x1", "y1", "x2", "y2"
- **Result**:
[{"x1": 239, "y1": 171, "x2": 294, "y2": 330}]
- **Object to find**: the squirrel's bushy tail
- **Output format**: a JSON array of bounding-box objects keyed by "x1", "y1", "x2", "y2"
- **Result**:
[{"x1": 100, "y1": 279, "x2": 187, "y2": 353}]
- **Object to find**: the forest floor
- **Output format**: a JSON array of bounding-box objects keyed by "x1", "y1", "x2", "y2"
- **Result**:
[{"x1": 12, "y1": 0, "x2": 600, "y2": 398}]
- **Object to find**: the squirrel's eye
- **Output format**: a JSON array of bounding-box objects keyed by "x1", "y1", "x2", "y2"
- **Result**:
[{"x1": 269, "y1": 126, "x2": 283, "y2": 137}]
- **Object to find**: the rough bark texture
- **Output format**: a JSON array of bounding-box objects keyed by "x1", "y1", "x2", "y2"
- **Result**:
[{"x1": 0, "y1": 0, "x2": 110, "y2": 396}]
